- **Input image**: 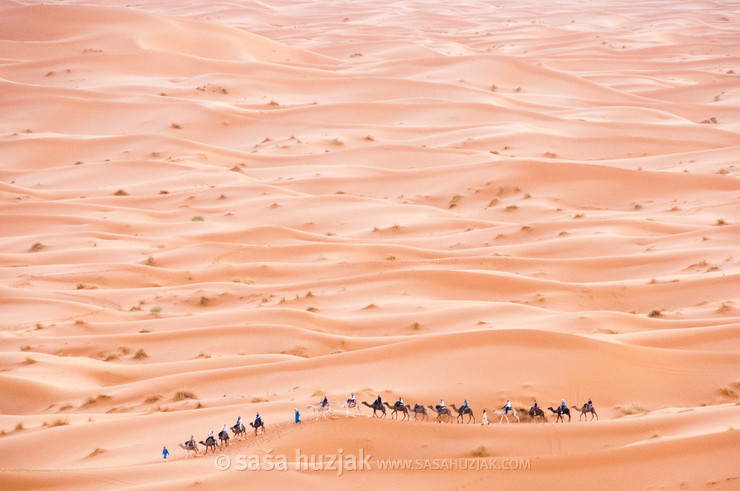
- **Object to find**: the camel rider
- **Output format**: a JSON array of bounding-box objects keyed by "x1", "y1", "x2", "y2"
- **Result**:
[
  {"x1": 348, "y1": 393, "x2": 356, "y2": 405},
  {"x1": 439, "y1": 399, "x2": 446, "y2": 410},
  {"x1": 208, "y1": 430, "x2": 214, "y2": 439},
  {"x1": 236, "y1": 416, "x2": 242, "y2": 430},
  {"x1": 587, "y1": 399, "x2": 593, "y2": 410},
  {"x1": 533, "y1": 400, "x2": 538, "y2": 410},
  {"x1": 503, "y1": 400, "x2": 512, "y2": 415},
  {"x1": 320, "y1": 396, "x2": 328, "y2": 408},
  {"x1": 395, "y1": 397, "x2": 404, "y2": 407},
  {"x1": 462, "y1": 399, "x2": 469, "y2": 410},
  {"x1": 561, "y1": 399, "x2": 567, "y2": 410},
  {"x1": 254, "y1": 413, "x2": 262, "y2": 427},
  {"x1": 187, "y1": 434, "x2": 195, "y2": 446},
  {"x1": 375, "y1": 395, "x2": 382, "y2": 406},
  {"x1": 221, "y1": 424, "x2": 228, "y2": 435}
]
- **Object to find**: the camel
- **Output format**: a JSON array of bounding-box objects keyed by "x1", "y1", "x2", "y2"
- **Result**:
[
  {"x1": 491, "y1": 408, "x2": 520, "y2": 424},
  {"x1": 199, "y1": 436, "x2": 217, "y2": 454},
  {"x1": 572, "y1": 404, "x2": 598, "y2": 421},
  {"x1": 307, "y1": 403, "x2": 333, "y2": 421},
  {"x1": 179, "y1": 439, "x2": 198, "y2": 458},
  {"x1": 218, "y1": 430, "x2": 230, "y2": 448},
  {"x1": 250, "y1": 420, "x2": 265, "y2": 435},
  {"x1": 520, "y1": 407, "x2": 546, "y2": 423},
  {"x1": 384, "y1": 402, "x2": 410, "y2": 421},
  {"x1": 428, "y1": 405, "x2": 454, "y2": 423},
  {"x1": 410, "y1": 404, "x2": 429, "y2": 422},
  {"x1": 362, "y1": 400, "x2": 387, "y2": 418},
  {"x1": 231, "y1": 423, "x2": 246, "y2": 440},
  {"x1": 547, "y1": 406, "x2": 571, "y2": 423},
  {"x1": 451, "y1": 404, "x2": 475, "y2": 424},
  {"x1": 337, "y1": 399, "x2": 361, "y2": 418},
  {"x1": 249, "y1": 420, "x2": 265, "y2": 436}
]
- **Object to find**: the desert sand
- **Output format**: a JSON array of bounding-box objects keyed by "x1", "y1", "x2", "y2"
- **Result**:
[{"x1": 1, "y1": 0, "x2": 739, "y2": 489}]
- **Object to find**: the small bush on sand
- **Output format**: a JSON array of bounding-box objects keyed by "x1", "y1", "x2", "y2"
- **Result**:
[
  {"x1": 618, "y1": 404, "x2": 647, "y2": 415},
  {"x1": 50, "y1": 417, "x2": 70, "y2": 427},
  {"x1": 472, "y1": 445, "x2": 489, "y2": 457},
  {"x1": 173, "y1": 390, "x2": 197, "y2": 401}
]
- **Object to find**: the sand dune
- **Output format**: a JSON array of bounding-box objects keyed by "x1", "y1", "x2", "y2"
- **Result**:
[{"x1": 1, "y1": 0, "x2": 739, "y2": 489}]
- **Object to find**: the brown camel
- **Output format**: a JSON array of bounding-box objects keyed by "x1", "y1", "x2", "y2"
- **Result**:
[
  {"x1": 199, "y1": 436, "x2": 217, "y2": 454},
  {"x1": 179, "y1": 439, "x2": 198, "y2": 458},
  {"x1": 572, "y1": 404, "x2": 598, "y2": 421},
  {"x1": 218, "y1": 430, "x2": 230, "y2": 448},
  {"x1": 231, "y1": 423, "x2": 246, "y2": 440},
  {"x1": 411, "y1": 404, "x2": 429, "y2": 422},
  {"x1": 428, "y1": 405, "x2": 454, "y2": 423},
  {"x1": 520, "y1": 406, "x2": 546, "y2": 423},
  {"x1": 362, "y1": 400, "x2": 387, "y2": 418},
  {"x1": 250, "y1": 420, "x2": 265, "y2": 435},
  {"x1": 451, "y1": 404, "x2": 475, "y2": 424},
  {"x1": 384, "y1": 402, "x2": 410, "y2": 420},
  {"x1": 547, "y1": 406, "x2": 571, "y2": 423}
]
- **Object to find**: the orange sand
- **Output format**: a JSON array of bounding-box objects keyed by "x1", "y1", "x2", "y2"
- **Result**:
[{"x1": 1, "y1": 0, "x2": 739, "y2": 489}]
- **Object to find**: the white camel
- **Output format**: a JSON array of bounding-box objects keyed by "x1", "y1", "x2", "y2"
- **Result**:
[
  {"x1": 179, "y1": 439, "x2": 198, "y2": 458},
  {"x1": 336, "y1": 399, "x2": 361, "y2": 418},
  {"x1": 307, "y1": 403, "x2": 333, "y2": 420},
  {"x1": 491, "y1": 407, "x2": 520, "y2": 424}
]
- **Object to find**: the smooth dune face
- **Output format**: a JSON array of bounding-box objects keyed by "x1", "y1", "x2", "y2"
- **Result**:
[{"x1": 1, "y1": 0, "x2": 739, "y2": 489}]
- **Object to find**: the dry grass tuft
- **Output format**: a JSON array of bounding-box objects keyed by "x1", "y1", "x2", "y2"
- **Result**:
[
  {"x1": 173, "y1": 390, "x2": 197, "y2": 401},
  {"x1": 134, "y1": 348, "x2": 149, "y2": 360},
  {"x1": 618, "y1": 404, "x2": 647, "y2": 415},
  {"x1": 145, "y1": 394, "x2": 162, "y2": 404},
  {"x1": 49, "y1": 417, "x2": 70, "y2": 427},
  {"x1": 472, "y1": 445, "x2": 489, "y2": 457}
]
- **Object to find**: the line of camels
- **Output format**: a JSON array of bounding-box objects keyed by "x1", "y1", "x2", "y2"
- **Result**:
[
  {"x1": 178, "y1": 400, "x2": 597, "y2": 456},
  {"x1": 314, "y1": 399, "x2": 598, "y2": 424},
  {"x1": 179, "y1": 420, "x2": 265, "y2": 457}
]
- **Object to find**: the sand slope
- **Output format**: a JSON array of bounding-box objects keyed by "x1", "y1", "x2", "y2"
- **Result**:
[{"x1": 1, "y1": 0, "x2": 739, "y2": 489}]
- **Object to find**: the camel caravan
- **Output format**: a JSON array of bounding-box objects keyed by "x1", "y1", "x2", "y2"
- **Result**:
[
  {"x1": 177, "y1": 396, "x2": 597, "y2": 456},
  {"x1": 179, "y1": 414, "x2": 265, "y2": 457},
  {"x1": 339, "y1": 395, "x2": 597, "y2": 425}
]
